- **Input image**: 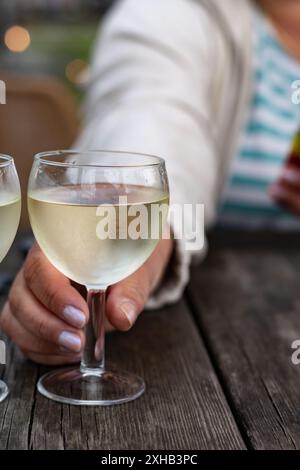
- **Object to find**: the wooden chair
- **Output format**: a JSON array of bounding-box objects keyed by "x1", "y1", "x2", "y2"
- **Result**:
[{"x1": 0, "y1": 72, "x2": 80, "y2": 228}]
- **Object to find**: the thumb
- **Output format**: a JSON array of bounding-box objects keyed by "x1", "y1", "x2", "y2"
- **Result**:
[
  {"x1": 106, "y1": 265, "x2": 151, "y2": 331},
  {"x1": 106, "y1": 238, "x2": 173, "y2": 331}
]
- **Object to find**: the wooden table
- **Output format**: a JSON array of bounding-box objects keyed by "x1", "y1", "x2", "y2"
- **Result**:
[{"x1": 1, "y1": 231, "x2": 300, "y2": 450}]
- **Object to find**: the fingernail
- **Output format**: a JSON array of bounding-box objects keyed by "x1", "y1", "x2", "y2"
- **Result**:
[
  {"x1": 63, "y1": 306, "x2": 86, "y2": 328},
  {"x1": 120, "y1": 302, "x2": 137, "y2": 327},
  {"x1": 281, "y1": 169, "x2": 299, "y2": 184},
  {"x1": 58, "y1": 331, "x2": 82, "y2": 353}
]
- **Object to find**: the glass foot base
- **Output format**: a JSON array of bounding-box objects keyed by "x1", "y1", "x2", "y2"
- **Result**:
[
  {"x1": 0, "y1": 380, "x2": 9, "y2": 403},
  {"x1": 37, "y1": 367, "x2": 145, "y2": 406}
]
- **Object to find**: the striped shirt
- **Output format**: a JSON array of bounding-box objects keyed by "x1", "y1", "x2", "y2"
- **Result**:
[{"x1": 218, "y1": 9, "x2": 300, "y2": 230}]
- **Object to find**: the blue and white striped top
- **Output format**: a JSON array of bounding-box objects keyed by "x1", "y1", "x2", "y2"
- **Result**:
[{"x1": 218, "y1": 9, "x2": 300, "y2": 230}]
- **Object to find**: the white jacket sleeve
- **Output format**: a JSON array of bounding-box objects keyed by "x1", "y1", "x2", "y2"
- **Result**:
[{"x1": 76, "y1": 0, "x2": 219, "y2": 306}]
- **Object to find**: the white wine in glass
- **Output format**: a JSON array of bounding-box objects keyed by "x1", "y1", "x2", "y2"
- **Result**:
[
  {"x1": 28, "y1": 151, "x2": 169, "y2": 406},
  {"x1": 0, "y1": 195, "x2": 21, "y2": 263},
  {"x1": 28, "y1": 184, "x2": 169, "y2": 287},
  {"x1": 0, "y1": 155, "x2": 21, "y2": 403}
]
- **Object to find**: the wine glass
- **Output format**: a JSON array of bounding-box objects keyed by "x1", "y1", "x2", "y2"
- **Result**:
[
  {"x1": 28, "y1": 150, "x2": 169, "y2": 406},
  {"x1": 0, "y1": 155, "x2": 21, "y2": 403}
]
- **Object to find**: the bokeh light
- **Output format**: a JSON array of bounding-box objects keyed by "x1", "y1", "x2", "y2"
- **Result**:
[
  {"x1": 4, "y1": 26, "x2": 31, "y2": 53},
  {"x1": 65, "y1": 59, "x2": 90, "y2": 85}
]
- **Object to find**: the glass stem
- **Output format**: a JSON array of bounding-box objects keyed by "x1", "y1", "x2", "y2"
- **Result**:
[{"x1": 80, "y1": 288, "x2": 107, "y2": 376}]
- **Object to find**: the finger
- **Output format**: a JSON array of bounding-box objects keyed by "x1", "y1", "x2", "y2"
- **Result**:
[
  {"x1": 24, "y1": 244, "x2": 88, "y2": 328},
  {"x1": 25, "y1": 351, "x2": 81, "y2": 366},
  {"x1": 269, "y1": 183, "x2": 300, "y2": 215},
  {"x1": 0, "y1": 302, "x2": 81, "y2": 358},
  {"x1": 8, "y1": 270, "x2": 85, "y2": 353},
  {"x1": 104, "y1": 316, "x2": 115, "y2": 333},
  {"x1": 106, "y1": 238, "x2": 173, "y2": 331},
  {"x1": 106, "y1": 265, "x2": 151, "y2": 331},
  {"x1": 144, "y1": 238, "x2": 173, "y2": 291},
  {"x1": 279, "y1": 166, "x2": 300, "y2": 190}
]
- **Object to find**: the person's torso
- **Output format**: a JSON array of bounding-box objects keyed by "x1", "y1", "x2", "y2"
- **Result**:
[{"x1": 218, "y1": 8, "x2": 300, "y2": 230}]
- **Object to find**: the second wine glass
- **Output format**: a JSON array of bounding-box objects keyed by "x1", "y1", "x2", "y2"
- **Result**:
[
  {"x1": 0, "y1": 155, "x2": 21, "y2": 403},
  {"x1": 28, "y1": 150, "x2": 169, "y2": 406}
]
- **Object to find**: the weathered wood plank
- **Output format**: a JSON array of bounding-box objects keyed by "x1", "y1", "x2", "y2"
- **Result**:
[
  {"x1": 29, "y1": 300, "x2": 245, "y2": 450},
  {"x1": 0, "y1": 239, "x2": 37, "y2": 450},
  {"x1": 0, "y1": 233, "x2": 245, "y2": 450},
  {"x1": 0, "y1": 345, "x2": 38, "y2": 450},
  {"x1": 188, "y1": 239, "x2": 300, "y2": 450}
]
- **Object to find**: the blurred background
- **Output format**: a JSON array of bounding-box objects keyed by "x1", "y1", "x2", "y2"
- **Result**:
[
  {"x1": 1, "y1": 0, "x2": 113, "y2": 97},
  {"x1": 0, "y1": 0, "x2": 115, "y2": 228}
]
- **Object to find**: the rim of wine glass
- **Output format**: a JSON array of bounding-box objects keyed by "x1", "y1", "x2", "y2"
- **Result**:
[
  {"x1": 0, "y1": 154, "x2": 14, "y2": 168},
  {"x1": 34, "y1": 150, "x2": 166, "y2": 169}
]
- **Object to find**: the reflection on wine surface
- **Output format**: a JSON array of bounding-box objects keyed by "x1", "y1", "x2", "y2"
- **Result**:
[{"x1": 28, "y1": 184, "x2": 169, "y2": 287}]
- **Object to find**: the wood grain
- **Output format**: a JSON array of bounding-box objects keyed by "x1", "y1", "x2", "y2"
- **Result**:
[
  {"x1": 10, "y1": 231, "x2": 300, "y2": 449},
  {"x1": 27, "y1": 300, "x2": 244, "y2": 450},
  {"x1": 188, "y1": 241, "x2": 300, "y2": 450},
  {"x1": 0, "y1": 247, "x2": 245, "y2": 451}
]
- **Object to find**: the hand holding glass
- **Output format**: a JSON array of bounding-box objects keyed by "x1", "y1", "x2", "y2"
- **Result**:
[{"x1": 28, "y1": 150, "x2": 169, "y2": 406}]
